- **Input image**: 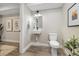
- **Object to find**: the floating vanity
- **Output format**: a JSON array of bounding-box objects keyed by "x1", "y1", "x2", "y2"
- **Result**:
[{"x1": 32, "y1": 28, "x2": 42, "y2": 35}]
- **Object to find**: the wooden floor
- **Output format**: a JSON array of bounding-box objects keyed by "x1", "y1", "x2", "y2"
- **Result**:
[
  {"x1": 0, "y1": 42, "x2": 19, "y2": 56},
  {"x1": 21, "y1": 46, "x2": 65, "y2": 56},
  {"x1": 21, "y1": 46, "x2": 51, "y2": 56},
  {"x1": 0, "y1": 42, "x2": 65, "y2": 56}
]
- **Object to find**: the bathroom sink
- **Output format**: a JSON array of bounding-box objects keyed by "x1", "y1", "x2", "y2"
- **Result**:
[{"x1": 32, "y1": 29, "x2": 42, "y2": 34}]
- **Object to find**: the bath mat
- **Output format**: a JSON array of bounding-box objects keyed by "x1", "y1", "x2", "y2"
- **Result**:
[{"x1": 0, "y1": 45, "x2": 17, "y2": 56}]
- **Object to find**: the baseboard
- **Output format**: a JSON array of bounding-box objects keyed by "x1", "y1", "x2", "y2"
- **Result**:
[
  {"x1": 21, "y1": 43, "x2": 32, "y2": 53},
  {"x1": 1, "y1": 39, "x2": 19, "y2": 43},
  {"x1": 32, "y1": 42, "x2": 49, "y2": 47}
]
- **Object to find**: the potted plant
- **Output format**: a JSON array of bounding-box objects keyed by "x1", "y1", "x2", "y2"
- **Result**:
[
  {"x1": 0, "y1": 24, "x2": 3, "y2": 42},
  {"x1": 64, "y1": 35, "x2": 79, "y2": 56}
]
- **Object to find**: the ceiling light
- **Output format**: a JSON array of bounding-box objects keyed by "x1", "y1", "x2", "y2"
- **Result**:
[{"x1": 34, "y1": 11, "x2": 42, "y2": 17}]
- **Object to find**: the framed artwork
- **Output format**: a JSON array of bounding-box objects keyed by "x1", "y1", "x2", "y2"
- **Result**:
[
  {"x1": 6, "y1": 19, "x2": 12, "y2": 32},
  {"x1": 13, "y1": 18, "x2": 20, "y2": 32},
  {"x1": 68, "y1": 3, "x2": 79, "y2": 27}
]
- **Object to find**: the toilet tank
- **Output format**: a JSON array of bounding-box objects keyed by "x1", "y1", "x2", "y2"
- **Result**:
[{"x1": 49, "y1": 33, "x2": 57, "y2": 41}]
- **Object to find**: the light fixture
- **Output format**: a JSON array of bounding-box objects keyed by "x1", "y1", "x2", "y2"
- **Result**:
[{"x1": 34, "y1": 11, "x2": 42, "y2": 17}]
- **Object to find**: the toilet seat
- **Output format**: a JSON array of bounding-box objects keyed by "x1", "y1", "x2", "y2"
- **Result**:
[{"x1": 50, "y1": 41, "x2": 59, "y2": 48}]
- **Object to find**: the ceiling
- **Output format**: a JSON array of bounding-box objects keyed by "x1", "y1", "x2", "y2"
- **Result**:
[
  {"x1": 0, "y1": 3, "x2": 64, "y2": 15},
  {"x1": 0, "y1": 3, "x2": 19, "y2": 15},
  {"x1": 26, "y1": 3, "x2": 64, "y2": 11},
  {"x1": 0, "y1": 3, "x2": 19, "y2": 9}
]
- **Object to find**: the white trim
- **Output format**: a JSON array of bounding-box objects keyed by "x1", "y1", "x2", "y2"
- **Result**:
[
  {"x1": 21, "y1": 42, "x2": 32, "y2": 53},
  {"x1": 32, "y1": 42, "x2": 49, "y2": 47},
  {"x1": 1, "y1": 39, "x2": 19, "y2": 43}
]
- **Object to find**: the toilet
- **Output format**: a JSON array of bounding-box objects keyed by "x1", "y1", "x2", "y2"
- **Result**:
[{"x1": 49, "y1": 33, "x2": 59, "y2": 56}]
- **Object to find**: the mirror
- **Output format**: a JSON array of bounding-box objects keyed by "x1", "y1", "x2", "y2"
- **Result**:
[{"x1": 33, "y1": 16, "x2": 42, "y2": 30}]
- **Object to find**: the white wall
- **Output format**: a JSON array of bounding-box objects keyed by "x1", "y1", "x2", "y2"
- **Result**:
[
  {"x1": 20, "y1": 4, "x2": 32, "y2": 53},
  {"x1": 0, "y1": 15, "x2": 2, "y2": 24},
  {"x1": 31, "y1": 8, "x2": 64, "y2": 45},
  {"x1": 62, "y1": 3, "x2": 79, "y2": 42},
  {"x1": 2, "y1": 15, "x2": 20, "y2": 43}
]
